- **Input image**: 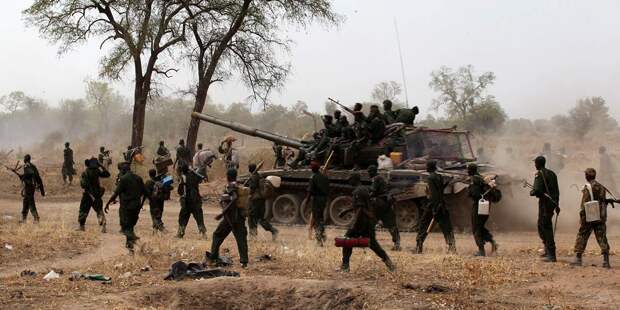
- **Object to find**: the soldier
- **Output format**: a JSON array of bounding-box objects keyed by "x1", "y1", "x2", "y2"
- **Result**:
[
  {"x1": 368, "y1": 165, "x2": 400, "y2": 251},
  {"x1": 307, "y1": 160, "x2": 329, "y2": 245},
  {"x1": 340, "y1": 172, "x2": 396, "y2": 272},
  {"x1": 273, "y1": 143, "x2": 286, "y2": 168},
  {"x1": 598, "y1": 146, "x2": 618, "y2": 196},
  {"x1": 541, "y1": 142, "x2": 564, "y2": 173},
  {"x1": 530, "y1": 155, "x2": 560, "y2": 263},
  {"x1": 367, "y1": 105, "x2": 386, "y2": 144},
  {"x1": 208, "y1": 168, "x2": 249, "y2": 268},
  {"x1": 218, "y1": 137, "x2": 240, "y2": 170},
  {"x1": 192, "y1": 143, "x2": 216, "y2": 181},
  {"x1": 77, "y1": 157, "x2": 110, "y2": 232},
  {"x1": 123, "y1": 145, "x2": 133, "y2": 162},
  {"x1": 322, "y1": 115, "x2": 340, "y2": 138},
  {"x1": 569, "y1": 168, "x2": 611, "y2": 268},
  {"x1": 144, "y1": 169, "x2": 171, "y2": 233},
  {"x1": 19, "y1": 154, "x2": 45, "y2": 223},
  {"x1": 414, "y1": 161, "x2": 456, "y2": 254},
  {"x1": 247, "y1": 163, "x2": 279, "y2": 240},
  {"x1": 395, "y1": 106, "x2": 419, "y2": 126},
  {"x1": 467, "y1": 163, "x2": 498, "y2": 256},
  {"x1": 174, "y1": 139, "x2": 191, "y2": 178},
  {"x1": 176, "y1": 164, "x2": 207, "y2": 238},
  {"x1": 62, "y1": 142, "x2": 76, "y2": 185},
  {"x1": 382, "y1": 100, "x2": 398, "y2": 124},
  {"x1": 333, "y1": 110, "x2": 342, "y2": 123},
  {"x1": 97, "y1": 146, "x2": 112, "y2": 170},
  {"x1": 339, "y1": 116, "x2": 356, "y2": 141},
  {"x1": 105, "y1": 162, "x2": 146, "y2": 253},
  {"x1": 157, "y1": 140, "x2": 170, "y2": 157}
]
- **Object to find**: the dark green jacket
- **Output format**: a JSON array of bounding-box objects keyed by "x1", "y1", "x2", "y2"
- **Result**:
[
  {"x1": 370, "y1": 175, "x2": 388, "y2": 198},
  {"x1": 384, "y1": 110, "x2": 398, "y2": 124},
  {"x1": 468, "y1": 174, "x2": 486, "y2": 202},
  {"x1": 530, "y1": 168, "x2": 560, "y2": 206},
  {"x1": 308, "y1": 171, "x2": 329, "y2": 197},
  {"x1": 81, "y1": 167, "x2": 110, "y2": 197},
  {"x1": 426, "y1": 172, "x2": 445, "y2": 207},
  {"x1": 179, "y1": 171, "x2": 202, "y2": 202},
  {"x1": 113, "y1": 171, "x2": 145, "y2": 207}
]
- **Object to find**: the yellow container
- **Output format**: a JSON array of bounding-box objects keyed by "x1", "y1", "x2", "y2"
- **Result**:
[{"x1": 390, "y1": 152, "x2": 403, "y2": 166}]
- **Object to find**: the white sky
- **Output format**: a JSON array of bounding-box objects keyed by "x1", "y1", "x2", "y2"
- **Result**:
[{"x1": 1, "y1": 0, "x2": 620, "y2": 120}]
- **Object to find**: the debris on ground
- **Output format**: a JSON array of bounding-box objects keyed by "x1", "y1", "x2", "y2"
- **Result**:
[
  {"x1": 120, "y1": 272, "x2": 132, "y2": 279},
  {"x1": 204, "y1": 251, "x2": 233, "y2": 267},
  {"x1": 69, "y1": 271, "x2": 82, "y2": 281},
  {"x1": 140, "y1": 265, "x2": 152, "y2": 272},
  {"x1": 256, "y1": 254, "x2": 274, "y2": 262},
  {"x1": 4, "y1": 243, "x2": 13, "y2": 251},
  {"x1": 113, "y1": 263, "x2": 124, "y2": 269},
  {"x1": 164, "y1": 261, "x2": 240, "y2": 281},
  {"x1": 20, "y1": 270, "x2": 36, "y2": 277},
  {"x1": 43, "y1": 270, "x2": 60, "y2": 281},
  {"x1": 402, "y1": 283, "x2": 450, "y2": 293}
]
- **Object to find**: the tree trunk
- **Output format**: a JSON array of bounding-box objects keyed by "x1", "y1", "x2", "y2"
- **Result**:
[
  {"x1": 186, "y1": 81, "x2": 209, "y2": 155},
  {"x1": 131, "y1": 82, "x2": 148, "y2": 147}
]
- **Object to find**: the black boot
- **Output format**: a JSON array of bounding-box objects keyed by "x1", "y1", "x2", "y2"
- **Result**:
[
  {"x1": 176, "y1": 226, "x2": 186, "y2": 239},
  {"x1": 391, "y1": 241, "x2": 401, "y2": 251},
  {"x1": 199, "y1": 226, "x2": 207, "y2": 239},
  {"x1": 490, "y1": 240, "x2": 499, "y2": 254},
  {"x1": 414, "y1": 243, "x2": 423, "y2": 254},
  {"x1": 542, "y1": 249, "x2": 557, "y2": 263},
  {"x1": 474, "y1": 247, "x2": 485, "y2": 257},
  {"x1": 384, "y1": 257, "x2": 396, "y2": 272},
  {"x1": 340, "y1": 263, "x2": 350, "y2": 273},
  {"x1": 271, "y1": 227, "x2": 279, "y2": 241},
  {"x1": 76, "y1": 225, "x2": 86, "y2": 232},
  {"x1": 20, "y1": 215, "x2": 27, "y2": 224},
  {"x1": 570, "y1": 253, "x2": 583, "y2": 267},
  {"x1": 602, "y1": 253, "x2": 611, "y2": 269}
]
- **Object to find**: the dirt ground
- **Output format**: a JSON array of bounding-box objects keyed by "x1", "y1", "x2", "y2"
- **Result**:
[{"x1": 0, "y1": 197, "x2": 618, "y2": 310}]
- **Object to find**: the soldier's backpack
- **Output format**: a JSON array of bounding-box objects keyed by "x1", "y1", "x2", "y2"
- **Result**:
[
  {"x1": 154, "y1": 176, "x2": 174, "y2": 201},
  {"x1": 486, "y1": 187, "x2": 502, "y2": 203},
  {"x1": 236, "y1": 186, "x2": 250, "y2": 210}
]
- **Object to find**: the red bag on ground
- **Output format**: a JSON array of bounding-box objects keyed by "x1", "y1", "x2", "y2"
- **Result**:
[{"x1": 334, "y1": 237, "x2": 369, "y2": 248}]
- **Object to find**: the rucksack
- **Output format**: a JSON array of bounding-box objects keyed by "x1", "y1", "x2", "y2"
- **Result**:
[
  {"x1": 486, "y1": 187, "x2": 502, "y2": 203},
  {"x1": 154, "y1": 181, "x2": 172, "y2": 201},
  {"x1": 236, "y1": 186, "x2": 250, "y2": 210}
]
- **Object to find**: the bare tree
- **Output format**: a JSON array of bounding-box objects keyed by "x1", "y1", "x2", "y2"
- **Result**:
[
  {"x1": 182, "y1": 0, "x2": 341, "y2": 153},
  {"x1": 24, "y1": 0, "x2": 194, "y2": 147},
  {"x1": 0, "y1": 91, "x2": 27, "y2": 113},
  {"x1": 371, "y1": 81, "x2": 403, "y2": 105}
]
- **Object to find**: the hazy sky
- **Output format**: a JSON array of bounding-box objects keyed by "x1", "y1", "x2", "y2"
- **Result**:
[{"x1": 1, "y1": 0, "x2": 620, "y2": 120}]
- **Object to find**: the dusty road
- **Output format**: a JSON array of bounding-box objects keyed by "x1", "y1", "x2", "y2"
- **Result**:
[{"x1": 0, "y1": 198, "x2": 619, "y2": 309}]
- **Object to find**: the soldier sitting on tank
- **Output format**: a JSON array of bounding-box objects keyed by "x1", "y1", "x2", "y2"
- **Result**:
[
  {"x1": 289, "y1": 116, "x2": 334, "y2": 168},
  {"x1": 366, "y1": 105, "x2": 386, "y2": 144},
  {"x1": 382, "y1": 100, "x2": 398, "y2": 125},
  {"x1": 395, "y1": 106, "x2": 420, "y2": 126}
]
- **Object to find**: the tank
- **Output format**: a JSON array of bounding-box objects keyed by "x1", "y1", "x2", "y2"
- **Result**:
[{"x1": 192, "y1": 112, "x2": 510, "y2": 231}]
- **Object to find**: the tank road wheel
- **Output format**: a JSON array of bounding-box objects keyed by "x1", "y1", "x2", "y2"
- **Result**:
[
  {"x1": 394, "y1": 200, "x2": 418, "y2": 232},
  {"x1": 329, "y1": 196, "x2": 355, "y2": 227},
  {"x1": 271, "y1": 194, "x2": 301, "y2": 224}
]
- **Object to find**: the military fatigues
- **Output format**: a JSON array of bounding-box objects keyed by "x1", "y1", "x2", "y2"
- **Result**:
[
  {"x1": 573, "y1": 181, "x2": 610, "y2": 255},
  {"x1": 415, "y1": 172, "x2": 456, "y2": 252},
  {"x1": 370, "y1": 174, "x2": 400, "y2": 249},
  {"x1": 62, "y1": 147, "x2": 75, "y2": 184},
  {"x1": 79, "y1": 166, "x2": 110, "y2": 230},
  {"x1": 248, "y1": 172, "x2": 277, "y2": 236},
  {"x1": 308, "y1": 170, "x2": 329, "y2": 244},
  {"x1": 468, "y1": 174, "x2": 495, "y2": 252},
  {"x1": 177, "y1": 171, "x2": 207, "y2": 237},
  {"x1": 342, "y1": 185, "x2": 392, "y2": 270},
  {"x1": 175, "y1": 145, "x2": 191, "y2": 177},
  {"x1": 111, "y1": 171, "x2": 145, "y2": 250},
  {"x1": 395, "y1": 109, "x2": 416, "y2": 125},
  {"x1": 367, "y1": 115, "x2": 386, "y2": 144},
  {"x1": 210, "y1": 182, "x2": 249, "y2": 265},
  {"x1": 144, "y1": 175, "x2": 167, "y2": 232},
  {"x1": 20, "y1": 163, "x2": 45, "y2": 223},
  {"x1": 530, "y1": 168, "x2": 560, "y2": 258},
  {"x1": 384, "y1": 109, "x2": 398, "y2": 125}
]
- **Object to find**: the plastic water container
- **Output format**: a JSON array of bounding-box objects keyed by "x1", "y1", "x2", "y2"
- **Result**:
[
  {"x1": 161, "y1": 175, "x2": 174, "y2": 187},
  {"x1": 390, "y1": 152, "x2": 403, "y2": 166},
  {"x1": 584, "y1": 184, "x2": 601, "y2": 223},
  {"x1": 478, "y1": 198, "x2": 490, "y2": 215}
]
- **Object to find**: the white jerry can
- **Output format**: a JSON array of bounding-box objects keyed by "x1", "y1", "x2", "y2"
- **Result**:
[
  {"x1": 584, "y1": 184, "x2": 601, "y2": 223},
  {"x1": 478, "y1": 198, "x2": 490, "y2": 215}
]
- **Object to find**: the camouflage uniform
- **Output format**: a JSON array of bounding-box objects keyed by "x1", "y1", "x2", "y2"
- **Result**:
[
  {"x1": 308, "y1": 169, "x2": 329, "y2": 244},
  {"x1": 573, "y1": 181, "x2": 610, "y2": 255},
  {"x1": 530, "y1": 167, "x2": 560, "y2": 260},
  {"x1": 78, "y1": 162, "x2": 110, "y2": 231},
  {"x1": 209, "y1": 181, "x2": 249, "y2": 266}
]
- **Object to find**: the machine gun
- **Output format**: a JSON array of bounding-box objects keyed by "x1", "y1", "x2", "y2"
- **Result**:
[
  {"x1": 214, "y1": 160, "x2": 265, "y2": 221},
  {"x1": 328, "y1": 98, "x2": 354, "y2": 115}
]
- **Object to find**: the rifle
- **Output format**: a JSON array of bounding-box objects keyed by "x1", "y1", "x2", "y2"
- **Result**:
[
  {"x1": 328, "y1": 98, "x2": 354, "y2": 115},
  {"x1": 4, "y1": 161, "x2": 23, "y2": 179},
  {"x1": 214, "y1": 160, "x2": 264, "y2": 221},
  {"x1": 306, "y1": 150, "x2": 336, "y2": 239},
  {"x1": 522, "y1": 179, "x2": 559, "y2": 235},
  {"x1": 605, "y1": 199, "x2": 620, "y2": 208},
  {"x1": 425, "y1": 176, "x2": 457, "y2": 234}
]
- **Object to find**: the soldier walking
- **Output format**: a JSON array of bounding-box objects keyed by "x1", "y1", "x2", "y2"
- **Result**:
[
  {"x1": 176, "y1": 164, "x2": 207, "y2": 238},
  {"x1": 340, "y1": 172, "x2": 395, "y2": 272},
  {"x1": 530, "y1": 156, "x2": 560, "y2": 263},
  {"x1": 18, "y1": 154, "x2": 45, "y2": 223},
  {"x1": 570, "y1": 168, "x2": 611, "y2": 268},
  {"x1": 144, "y1": 169, "x2": 172, "y2": 233},
  {"x1": 105, "y1": 162, "x2": 146, "y2": 253},
  {"x1": 174, "y1": 139, "x2": 191, "y2": 179},
  {"x1": 307, "y1": 160, "x2": 329, "y2": 246},
  {"x1": 97, "y1": 146, "x2": 112, "y2": 170},
  {"x1": 467, "y1": 164, "x2": 498, "y2": 256},
  {"x1": 208, "y1": 168, "x2": 249, "y2": 268},
  {"x1": 62, "y1": 142, "x2": 76, "y2": 185},
  {"x1": 247, "y1": 163, "x2": 279, "y2": 240},
  {"x1": 414, "y1": 161, "x2": 456, "y2": 254},
  {"x1": 368, "y1": 165, "x2": 400, "y2": 251},
  {"x1": 77, "y1": 157, "x2": 110, "y2": 232}
]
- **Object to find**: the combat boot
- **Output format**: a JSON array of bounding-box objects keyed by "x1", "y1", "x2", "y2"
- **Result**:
[
  {"x1": 271, "y1": 228, "x2": 279, "y2": 241},
  {"x1": 414, "y1": 243, "x2": 423, "y2": 254},
  {"x1": 176, "y1": 226, "x2": 186, "y2": 239},
  {"x1": 101, "y1": 223, "x2": 107, "y2": 233},
  {"x1": 490, "y1": 240, "x2": 499, "y2": 254},
  {"x1": 199, "y1": 227, "x2": 207, "y2": 239},
  {"x1": 570, "y1": 253, "x2": 583, "y2": 267},
  {"x1": 602, "y1": 253, "x2": 611, "y2": 269},
  {"x1": 474, "y1": 247, "x2": 485, "y2": 257},
  {"x1": 542, "y1": 249, "x2": 557, "y2": 263},
  {"x1": 391, "y1": 242, "x2": 402, "y2": 251},
  {"x1": 340, "y1": 263, "x2": 350, "y2": 273},
  {"x1": 76, "y1": 225, "x2": 86, "y2": 232},
  {"x1": 447, "y1": 243, "x2": 457, "y2": 254},
  {"x1": 384, "y1": 258, "x2": 396, "y2": 272},
  {"x1": 20, "y1": 215, "x2": 27, "y2": 224}
]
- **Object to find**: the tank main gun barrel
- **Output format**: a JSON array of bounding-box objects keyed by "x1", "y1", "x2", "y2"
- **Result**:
[{"x1": 191, "y1": 112, "x2": 305, "y2": 149}]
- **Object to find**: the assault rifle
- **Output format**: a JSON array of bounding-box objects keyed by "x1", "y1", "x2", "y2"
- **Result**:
[
  {"x1": 4, "y1": 161, "x2": 23, "y2": 179},
  {"x1": 522, "y1": 179, "x2": 560, "y2": 236},
  {"x1": 214, "y1": 160, "x2": 264, "y2": 221},
  {"x1": 328, "y1": 98, "x2": 354, "y2": 115},
  {"x1": 604, "y1": 199, "x2": 619, "y2": 208}
]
